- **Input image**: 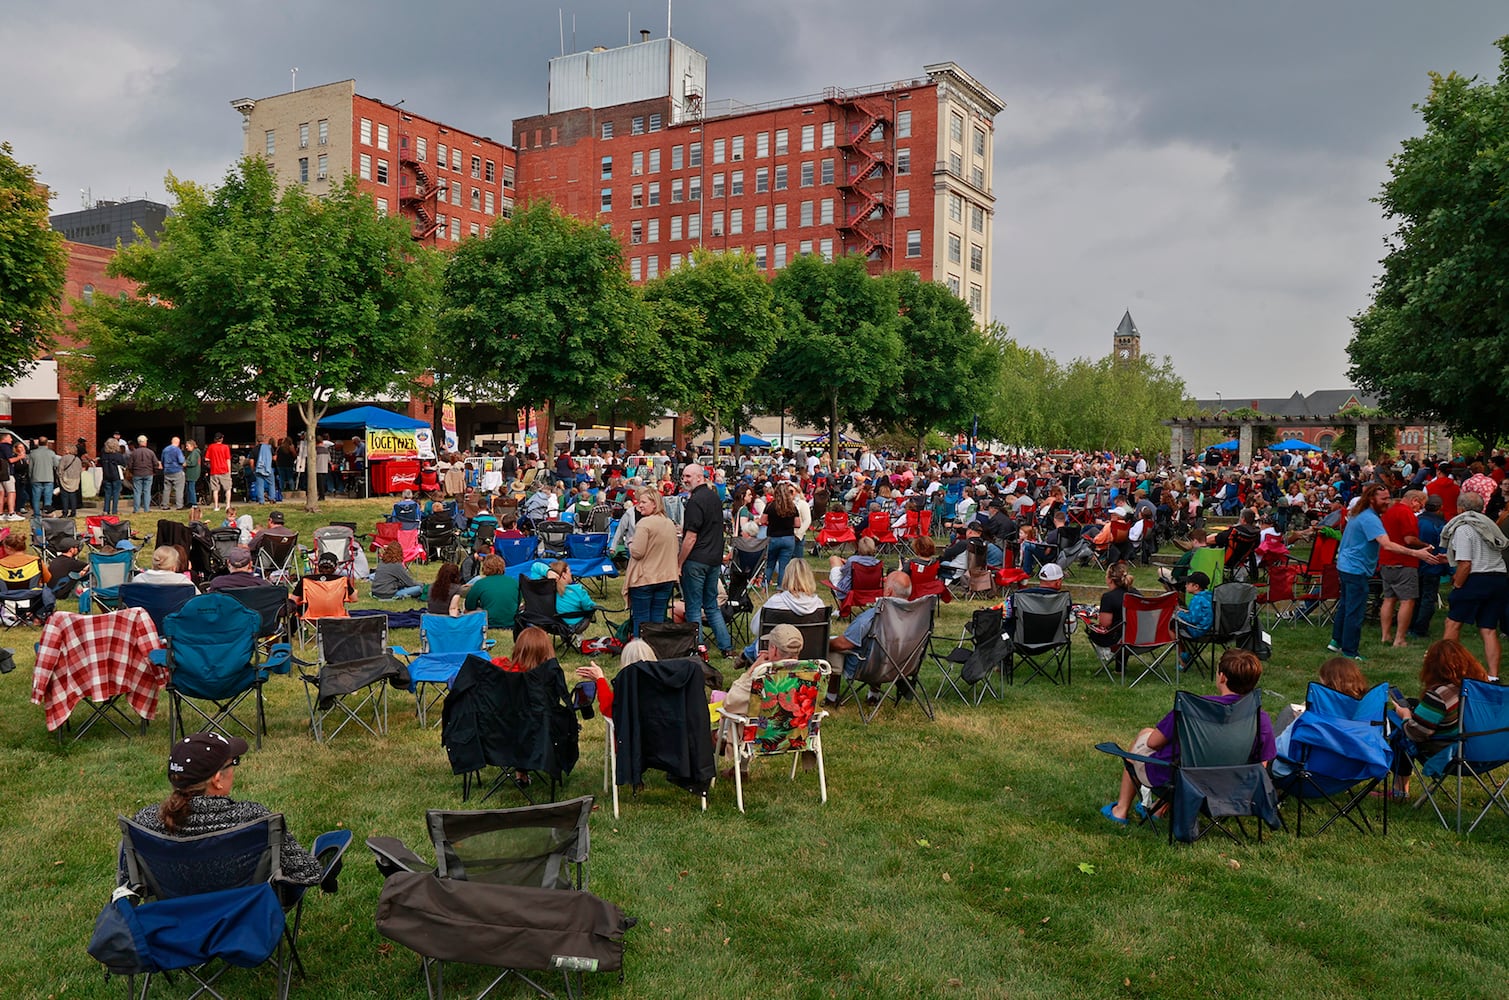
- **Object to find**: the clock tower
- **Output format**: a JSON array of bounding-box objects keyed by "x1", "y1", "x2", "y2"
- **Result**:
[{"x1": 1113, "y1": 310, "x2": 1140, "y2": 365}]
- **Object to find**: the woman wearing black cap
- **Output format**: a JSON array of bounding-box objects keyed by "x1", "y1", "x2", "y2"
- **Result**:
[{"x1": 124, "y1": 731, "x2": 322, "y2": 884}]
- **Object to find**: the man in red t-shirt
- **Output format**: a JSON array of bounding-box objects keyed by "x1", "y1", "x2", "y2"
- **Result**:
[
  {"x1": 205, "y1": 432, "x2": 233, "y2": 510},
  {"x1": 1378, "y1": 489, "x2": 1426, "y2": 647},
  {"x1": 1425, "y1": 463, "x2": 1460, "y2": 522}
]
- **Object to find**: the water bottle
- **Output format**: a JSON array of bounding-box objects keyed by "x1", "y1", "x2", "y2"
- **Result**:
[{"x1": 549, "y1": 955, "x2": 598, "y2": 973}]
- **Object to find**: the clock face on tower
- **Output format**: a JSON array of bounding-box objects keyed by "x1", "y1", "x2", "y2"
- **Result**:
[{"x1": 1117, "y1": 348, "x2": 1130, "y2": 359}]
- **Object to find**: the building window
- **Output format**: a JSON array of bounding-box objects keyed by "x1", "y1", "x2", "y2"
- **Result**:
[
  {"x1": 688, "y1": 213, "x2": 701, "y2": 239},
  {"x1": 416, "y1": 137, "x2": 427, "y2": 161},
  {"x1": 601, "y1": 121, "x2": 614, "y2": 140},
  {"x1": 471, "y1": 187, "x2": 481, "y2": 210},
  {"x1": 713, "y1": 138, "x2": 725, "y2": 164},
  {"x1": 631, "y1": 257, "x2": 642, "y2": 280},
  {"x1": 972, "y1": 166, "x2": 985, "y2": 188},
  {"x1": 730, "y1": 209, "x2": 743, "y2": 235},
  {"x1": 359, "y1": 153, "x2": 371, "y2": 180},
  {"x1": 503, "y1": 165, "x2": 515, "y2": 188},
  {"x1": 896, "y1": 149, "x2": 910, "y2": 175},
  {"x1": 755, "y1": 132, "x2": 769, "y2": 158},
  {"x1": 647, "y1": 255, "x2": 659, "y2": 277},
  {"x1": 950, "y1": 112, "x2": 964, "y2": 144},
  {"x1": 906, "y1": 230, "x2": 922, "y2": 257},
  {"x1": 712, "y1": 210, "x2": 724, "y2": 235},
  {"x1": 947, "y1": 274, "x2": 960, "y2": 295},
  {"x1": 631, "y1": 151, "x2": 643, "y2": 175},
  {"x1": 688, "y1": 176, "x2": 701, "y2": 201},
  {"x1": 649, "y1": 149, "x2": 661, "y2": 173},
  {"x1": 648, "y1": 182, "x2": 660, "y2": 206},
  {"x1": 773, "y1": 203, "x2": 787, "y2": 230},
  {"x1": 801, "y1": 124, "x2": 815, "y2": 152},
  {"x1": 450, "y1": 217, "x2": 461, "y2": 242},
  {"x1": 774, "y1": 243, "x2": 788, "y2": 269},
  {"x1": 819, "y1": 198, "x2": 834, "y2": 225},
  {"x1": 485, "y1": 190, "x2": 495, "y2": 214},
  {"x1": 752, "y1": 244, "x2": 767, "y2": 269},
  {"x1": 970, "y1": 284, "x2": 982, "y2": 312},
  {"x1": 949, "y1": 194, "x2": 963, "y2": 221},
  {"x1": 949, "y1": 152, "x2": 963, "y2": 175},
  {"x1": 821, "y1": 121, "x2": 835, "y2": 148},
  {"x1": 670, "y1": 253, "x2": 682, "y2": 269},
  {"x1": 298, "y1": 157, "x2": 309, "y2": 183},
  {"x1": 800, "y1": 161, "x2": 814, "y2": 187},
  {"x1": 774, "y1": 165, "x2": 788, "y2": 191},
  {"x1": 800, "y1": 200, "x2": 814, "y2": 227},
  {"x1": 974, "y1": 128, "x2": 987, "y2": 157},
  {"x1": 775, "y1": 129, "x2": 789, "y2": 155},
  {"x1": 485, "y1": 159, "x2": 495, "y2": 182},
  {"x1": 377, "y1": 123, "x2": 389, "y2": 150},
  {"x1": 601, "y1": 188, "x2": 612, "y2": 211},
  {"x1": 649, "y1": 113, "x2": 662, "y2": 132},
  {"x1": 648, "y1": 219, "x2": 659, "y2": 243},
  {"x1": 821, "y1": 159, "x2": 834, "y2": 185},
  {"x1": 501, "y1": 196, "x2": 513, "y2": 217},
  {"x1": 318, "y1": 119, "x2": 329, "y2": 145},
  {"x1": 730, "y1": 171, "x2": 744, "y2": 196},
  {"x1": 689, "y1": 142, "x2": 702, "y2": 167},
  {"x1": 632, "y1": 184, "x2": 644, "y2": 208},
  {"x1": 631, "y1": 220, "x2": 643, "y2": 245},
  {"x1": 470, "y1": 222, "x2": 480, "y2": 237},
  {"x1": 360, "y1": 118, "x2": 372, "y2": 145},
  {"x1": 755, "y1": 168, "x2": 768, "y2": 194},
  {"x1": 971, "y1": 205, "x2": 985, "y2": 232},
  {"x1": 471, "y1": 155, "x2": 481, "y2": 178},
  {"x1": 632, "y1": 116, "x2": 644, "y2": 135},
  {"x1": 870, "y1": 122, "x2": 884, "y2": 143},
  {"x1": 375, "y1": 197, "x2": 388, "y2": 216},
  {"x1": 670, "y1": 216, "x2": 682, "y2": 241},
  {"x1": 602, "y1": 156, "x2": 613, "y2": 179},
  {"x1": 895, "y1": 189, "x2": 909, "y2": 217},
  {"x1": 376, "y1": 159, "x2": 389, "y2": 185},
  {"x1": 897, "y1": 111, "x2": 912, "y2": 138},
  {"x1": 671, "y1": 145, "x2": 684, "y2": 171},
  {"x1": 820, "y1": 237, "x2": 833, "y2": 261},
  {"x1": 671, "y1": 178, "x2": 684, "y2": 203},
  {"x1": 317, "y1": 153, "x2": 328, "y2": 179},
  {"x1": 265, "y1": 130, "x2": 276, "y2": 156},
  {"x1": 970, "y1": 243, "x2": 983, "y2": 272},
  {"x1": 754, "y1": 206, "x2": 768, "y2": 232},
  {"x1": 451, "y1": 148, "x2": 461, "y2": 171},
  {"x1": 947, "y1": 234, "x2": 961, "y2": 263},
  {"x1": 81, "y1": 283, "x2": 94, "y2": 304},
  {"x1": 451, "y1": 183, "x2": 461, "y2": 206},
  {"x1": 438, "y1": 143, "x2": 447, "y2": 168},
  {"x1": 712, "y1": 173, "x2": 725, "y2": 199},
  {"x1": 437, "y1": 213, "x2": 447, "y2": 235},
  {"x1": 799, "y1": 239, "x2": 813, "y2": 256},
  {"x1": 731, "y1": 135, "x2": 745, "y2": 160},
  {"x1": 299, "y1": 122, "x2": 309, "y2": 148}
]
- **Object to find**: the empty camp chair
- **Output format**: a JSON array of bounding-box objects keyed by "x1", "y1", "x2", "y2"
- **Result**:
[
  {"x1": 393, "y1": 612, "x2": 490, "y2": 728},
  {"x1": 31, "y1": 608, "x2": 166, "y2": 742},
  {"x1": 297, "y1": 616, "x2": 408, "y2": 743},
  {"x1": 155, "y1": 593, "x2": 291, "y2": 748},
  {"x1": 841, "y1": 595, "x2": 939, "y2": 724},
  {"x1": 729, "y1": 536, "x2": 769, "y2": 596},
  {"x1": 716, "y1": 659, "x2": 833, "y2": 813},
  {"x1": 536, "y1": 521, "x2": 573, "y2": 560},
  {"x1": 367, "y1": 798, "x2": 630, "y2": 1000},
  {"x1": 440, "y1": 653, "x2": 579, "y2": 803},
  {"x1": 906, "y1": 558, "x2": 953, "y2": 604},
  {"x1": 1097, "y1": 690, "x2": 1282, "y2": 844},
  {"x1": 85, "y1": 548, "x2": 138, "y2": 613},
  {"x1": 295, "y1": 576, "x2": 353, "y2": 649},
  {"x1": 1179, "y1": 582, "x2": 1257, "y2": 682},
  {"x1": 860, "y1": 510, "x2": 901, "y2": 555},
  {"x1": 565, "y1": 532, "x2": 609, "y2": 560},
  {"x1": 1258, "y1": 561, "x2": 1301, "y2": 628},
  {"x1": 1054, "y1": 523, "x2": 1091, "y2": 572},
  {"x1": 1010, "y1": 590, "x2": 1075, "y2": 686},
  {"x1": 607, "y1": 657, "x2": 715, "y2": 817},
  {"x1": 639, "y1": 621, "x2": 702, "y2": 661},
  {"x1": 86, "y1": 513, "x2": 124, "y2": 548},
  {"x1": 253, "y1": 532, "x2": 301, "y2": 586},
  {"x1": 959, "y1": 539, "x2": 996, "y2": 601},
  {"x1": 722, "y1": 556, "x2": 759, "y2": 649},
  {"x1": 931, "y1": 607, "x2": 1010, "y2": 705},
  {"x1": 1116, "y1": 591, "x2": 1181, "y2": 688},
  {"x1": 371, "y1": 521, "x2": 425, "y2": 564},
  {"x1": 1275, "y1": 682, "x2": 1393, "y2": 837},
  {"x1": 119, "y1": 581, "x2": 199, "y2": 633},
  {"x1": 108, "y1": 813, "x2": 350, "y2": 1000},
  {"x1": 154, "y1": 519, "x2": 194, "y2": 565},
  {"x1": 1408, "y1": 677, "x2": 1509, "y2": 835},
  {"x1": 815, "y1": 510, "x2": 857, "y2": 555},
  {"x1": 494, "y1": 535, "x2": 539, "y2": 568}
]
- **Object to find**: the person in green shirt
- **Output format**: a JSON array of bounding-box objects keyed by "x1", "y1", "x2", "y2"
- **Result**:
[
  {"x1": 183, "y1": 439, "x2": 203, "y2": 509},
  {"x1": 464, "y1": 554, "x2": 519, "y2": 629}
]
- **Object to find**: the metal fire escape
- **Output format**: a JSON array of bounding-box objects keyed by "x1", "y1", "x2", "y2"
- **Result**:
[
  {"x1": 826, "y1": 89, "x2": 893, "y2": 264},
  {"x1": 398, "y1": 132, "x2": 441, "y2": 242}
]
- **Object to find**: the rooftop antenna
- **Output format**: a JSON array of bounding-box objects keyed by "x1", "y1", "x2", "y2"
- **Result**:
[
  {"x1": 628, "y1": 11, "x2": 631, "y2": 44},
  {"x1": 667, "y1": 0, "x2": 672, "y2": 38},
  {"x1": 290, "y1": 67, "x2": 298, "y2": 92},
  {"x1": 559, "y1": 9, "x2": 564, "y2": 55}
]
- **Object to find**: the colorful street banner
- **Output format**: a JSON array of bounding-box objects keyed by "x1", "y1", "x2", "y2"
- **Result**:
[
  {"x1": 366, "y1": 427, "x2": 419, "y2": 460},
  {"x1": 441, "y1": 403, "x2": 458, "y2": 453},
  {"x1": 414, "y1": 426, "x2": 437, "y2": 460}
]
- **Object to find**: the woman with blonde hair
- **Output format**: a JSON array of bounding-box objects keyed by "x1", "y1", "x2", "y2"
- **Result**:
[
  {"x1": 575, "y1": 637, "x2": 658, "y2": 718},
  {"x1": 625, "y1": 489, "x2": 677, "y2": 636},
  {"x1": 738, "y1": 558, "x2": 824, "y2": 665}
]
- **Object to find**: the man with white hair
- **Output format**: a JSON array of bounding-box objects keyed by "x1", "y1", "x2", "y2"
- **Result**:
[
  {"x1": 1442, "y1": 489, "x2": 1508, "y2": 679},
  {"x1": 161, "y1": 436, "x2": 186, "y2": 510},
  {"x1": 677, "y1": 462, "x2": 732, "y2": 658},
  {"x1": 127, "y1": 435, "x2": 158, "y2": 514}
]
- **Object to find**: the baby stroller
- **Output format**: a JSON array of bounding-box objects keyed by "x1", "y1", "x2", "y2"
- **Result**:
[
  {"x1": 188, "y1": 521, "x2": 227, "y2": 582},
  {"x1": 420, "y1": 510, "x2": 459, "y2": 564}
]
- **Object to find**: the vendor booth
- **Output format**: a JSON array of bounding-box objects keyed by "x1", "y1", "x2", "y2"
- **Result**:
[{"x1": 318, "y1": 406, "x2": 434, "y2": 497}]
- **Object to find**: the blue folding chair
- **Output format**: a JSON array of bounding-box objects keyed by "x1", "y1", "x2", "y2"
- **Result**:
[
  {"x1": 152, "y1": 594, "x2": 292, "y2": 748},
  {"x1": 120, "y1": 581, "x2": 200, "y2": 633},
  {"x1": 565, "y1": 533, "x2": 609, "y2": 560},
  {"x1": 1411, "y1": 677, "x2": 1509, "y2": 834},
  {"x1": 85, "y1": 548, "x2": 137, "y2": 612},
  {"x1": 387, "y1": 499, "x2": 422, "y2": 528},
  {"x1": 494, "y1": 535, "x2": 538, "y2": 568},
  {"x1": 393, "y1": 611, "x2": 492, "y2": 728},
  {"x1": 1275, "y1": 682, "x2": 1393, "y2": 836}
]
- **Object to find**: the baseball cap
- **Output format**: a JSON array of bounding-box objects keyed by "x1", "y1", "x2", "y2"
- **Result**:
[
  {"x1": 268, "y1": 511, "x2": 285, "y2": 525},
  {"x1": 317, "y1": 551, "x2": 339, "y2": 569},
  {"x1": 765, "y1": 623, "x2": 803, "y2": 657},
  {"x1": 1039, "y1": 563, "x2": 1064, "y2": 582},
  {"x1": 227, "y1": 545, "x2": 253, "y2": 568},
  {"x1": 168, "y1": 731, "x2": 248, "y2": 789}
]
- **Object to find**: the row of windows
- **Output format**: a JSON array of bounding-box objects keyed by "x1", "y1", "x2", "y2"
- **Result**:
[
  {"x1": 358, "y1": 118, "x2": 508, "y2": 186},
  {"x1": 613, "y1": 149, "x2": 915, "y2": 188},
  {"x1": 626, "y1": 240, "x2": 837, "y2": 281},
  {"x1": 297, "y1": 155, "x2": 329, "y2": 182}
]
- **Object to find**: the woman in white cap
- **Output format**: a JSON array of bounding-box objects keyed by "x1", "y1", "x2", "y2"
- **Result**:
[{"x1": 124, "y1": 731, "x2": 323, "y2": 884}]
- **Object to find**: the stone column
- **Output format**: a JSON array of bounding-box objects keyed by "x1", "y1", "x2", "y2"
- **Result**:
[
  {"x1": 1170, "y1": 425, "x2": 1185, "y2": 471},
  {"x1": 1355, "y1": 421, "x2": 1370, "y2": 462},
  {"x1": 1238, "y1": 423, "x2": 1253, "y2": 466}
]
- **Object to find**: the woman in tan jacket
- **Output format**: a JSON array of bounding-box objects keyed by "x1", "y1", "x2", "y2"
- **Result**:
[{"x1": 625, "y1": 488, "x2": 679, "y2": 636}]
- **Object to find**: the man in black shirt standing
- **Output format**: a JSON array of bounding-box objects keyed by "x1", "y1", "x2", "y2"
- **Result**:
[{"x1": 677, "y1": 463, "x2": 732, "y2": 657}]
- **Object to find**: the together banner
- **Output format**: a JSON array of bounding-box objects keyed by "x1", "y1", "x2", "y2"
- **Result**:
[{"x1": 366, "y1": 428, "x2": 419, "y2": 460}]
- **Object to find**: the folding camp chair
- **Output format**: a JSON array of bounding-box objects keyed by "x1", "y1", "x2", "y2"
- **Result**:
[
  {"x1": 860, "y1": 511, "x2": 902, "y2": 556},
  {"x1": 372, "y1": 520, "x2": 425, "y2": 564},
  {"x1": 0, "y1": 551, "x2": 53, "y2": 626},
  {"x1": 1010, "y1": 590, "x2": 1075, "y2": 686},
  {"x1": 716, "y1": 659, "x2": 832, "y2": 813},
  {"x1": 495, "y1": 535, "x2": 540, "y2": 569},
  {"x1": 440, "y1": 654, "x2": 579, "y2": 803},
  {"x1": 393, "y1": 611, "x2": 490, "y2": 728},
  {"x1": 86, "y1": 513, "x2": 126, "y2": 548},
  {"x1": 836, "y1": 559, "x2": 884, "y2": 617},
  {"x1": 1409, "y1": 677, "x2": 1509, "y2": 835},
  {"x1": 86, "y1": 548, "x2": 137, "y2": 612},
  {"x1": 607, "y1": 657, "x2": 715, "y2": 816},
  {"x1": 1257, "y1": 561, "x2": 1301, "y2": 628},
  {"x1": 957, "y1": 540, "x2": 996, "y2": 601},
  {"x1": 931, "y1": 606, "x2": 1010, "y2": 705},
  {"x1": 728, "y1": 536, "x2": 769, "y2": 595},
  {"x1": 154, "y1": 519, "x2": 195, "y2": 568},
  {"x1": 721, "y1": 558, "x2": 758, "y2": 649},
  {"x1": 119, "y1": 581, "x2": 199, "y2": 633},
  {"x1": 639, "y1": 621, "x2": 702, "y2": 660},
  {"x1": 1118, "y1": 591, "x2": 1181, "y2": 688},
  {"x1": 155, "y1": 593, "x2": 292, "y2": 748},
  {"x1": 110, "y1": 813, "x2": 350, "y2": 1000},
  {"x1": 1275, "y1": 682, "x2": 1392, "y2": 837},
  {"x1": 564, "y1": 533, "x2": 609, "y2": 560},
  {"x1": 225, "y1": 583, "x2": 294, "y2": 654},
  {"x1": 367, "y1": 798, "x2": 629, "y2": 1000},
  {"x1": 536, "y1": 521, "x2": 573, "y2": 560},
  {"x1": 815, "y1": 510, "x2": 856, "y2": 555},
  {"x1": 210, "y1": 526, "x2": 243, "y2": 570},
  {"x1": 1179, "y1": 582, "x2": 1257, "y2": 683},
  {"x1": 1185, "y1": 546, "x2": 1226, "y2": 594},
  {"x1": 516, "y1": 576, "x2": 596, "y2": 650},
  {"x1": 1293, "y1": 532, "x2": 1341, "y2": 626},
  {"x1": 253, "y1": 532, "x2": 301, "y2": 585},
  {"x1": 297, "y1": 616, "x2": 408, "y2": 742},
  {"x1": 307, "y1": 524, "x2": 360, "y2": 577},
  {"x1": 37, "y1": 516, "x2": 82, "y2": 563},
  {"x1": 757, "y1": 605, "x2": 831, "y2": 661},
  {"x1": 31, "y1": 608, "x2": 166, "y2": 742},
  {"x1": 1097, "y1": 690, "x2": 1282, "y2": 844},
  {"x1": 388, "y1": 499, "x2": 422, "y2": 528},
  {"x1": 1223, "y1": 529, "x2": 1261, "y2": 583},
  {"x1": 420, "y1": 511, "x2": 461, "y2": 564},
  {"x1": 1054, "y1": 523, "x2": 1091, "y2": 573},
  {"x1": 841, "y1": 595, "x2": 939, "y2": 724},
  {"x1": 295, "y1": 576, "x2": 353, "y2": 650},
  {"x1": 187, "y1": 522, "x2": 224, "y2": 583}
]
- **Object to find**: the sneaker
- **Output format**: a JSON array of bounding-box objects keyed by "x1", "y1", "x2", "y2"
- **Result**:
[
  {"x1": 1347, "y1": 653, "x2": 1368, "y2": 663},
  {"x1": 1326, "y1": 641, "x2": 1342, "y2": 653}
]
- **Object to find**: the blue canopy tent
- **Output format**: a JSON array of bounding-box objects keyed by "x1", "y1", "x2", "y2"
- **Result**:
[
  {"x1": 1270, "y1": 439, "x2": 1323, "y2": 453},
  {"x1": 318, "y1": 406, "x2": 432, "y2": 498},
  {"x1": 719, "y1": 433, "x2": 770, "y2": 448},
  {"x1": 1208, "y1": 439, "x2": 1239, "y2": 452}
]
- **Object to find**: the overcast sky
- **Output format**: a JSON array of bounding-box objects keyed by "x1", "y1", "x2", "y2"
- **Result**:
[{"x1": 4, "y1": 2, "x2": 1503, "y2": 397}]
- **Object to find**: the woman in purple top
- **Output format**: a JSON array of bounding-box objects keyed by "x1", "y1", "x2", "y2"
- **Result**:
[{"x1": 1102, "y1": 648, "x2": 1276, "y2": 824}]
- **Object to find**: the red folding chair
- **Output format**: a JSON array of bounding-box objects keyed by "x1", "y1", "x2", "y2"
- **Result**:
[
  {"x1": 906, "y1": 558, "x2": 953, "y2": 604},
  {"x1": 993, "y1": 547, "x2": 1030, "y2": 591},
  {"x1": 839, "y1": 560, "x2": 884, "y2": 618},
  {"x1": 1118, "y1": 591, "x2": 1180, "y2": 688},
  {"x1": 816, "y1": 510, "x2": 857, "y2": 555},
  {"x1": 1258, "y1": 561, "x2": 1300, "y2": 627},
  {"x1": 861, "y1": 511, "x2": 901, "y2": 556}
]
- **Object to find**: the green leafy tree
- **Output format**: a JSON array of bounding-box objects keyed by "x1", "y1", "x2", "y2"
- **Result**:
[
  {"x1": 438, "y1": 199, "x2": 644, "y2": 458},
  {"x1": 0, "y1": 143, "x2": 68, "y2": 379},
  {"x1": 862, "y1": 272, "x2": 998, "y2": 457},
  {"x1": 977, "y1": 328, "x2": 1063, "y2": 448},
  {"x1": 641, "y1": 248, "x2": 781, "y2": 462},
  {"x1": 71, "y1": 159, "x2": 436, "y2": 510},
  {"x1": 766, "y1": 253, "x2": 902, "y2": 467},
  {"x1": 1349, "y1": 36, "x2": 1509, "y2": 449}
]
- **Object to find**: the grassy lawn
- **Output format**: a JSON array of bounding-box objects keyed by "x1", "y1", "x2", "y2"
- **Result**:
[{"x1": 6, "y1": 501, "x2": 1509, "y2": 999}]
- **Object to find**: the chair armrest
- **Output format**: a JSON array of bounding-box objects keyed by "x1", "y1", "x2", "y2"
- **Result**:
[
  {"x1": 1094, "y1": 741, "x2": 1165, "y2": 767},
  {"x1": 390, "y1": 644, "x2": 412, "y2": 660},
  {"x1": 263, "y1": 644, "x2": 292, "y2": 675},
  {"x1": 148, "y1": 648, "x2": 168, "y2": 668},
  {"x1": 365, "y1": 836, "x2": 433, "y2": 879},
  {"x1": 717, "y1": 707, "x2": 752, "y2": 726}
]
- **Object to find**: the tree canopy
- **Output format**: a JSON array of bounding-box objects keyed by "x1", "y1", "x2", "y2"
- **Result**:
[
  {"x1": 72, "y1": 158, "x2": 435, "y2": 507},
  {"x1": 438, "y1": 198, "x2": 645, "y2": 457},
  {"x1": 0, "y1": 142, "x2": 68, "y2": 380},
  {"x1": 1348, "y1": 35, "x2": 1509, "y2": 449}
]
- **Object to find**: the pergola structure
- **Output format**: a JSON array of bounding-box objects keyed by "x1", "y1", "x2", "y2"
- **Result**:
[{"x1": 1163, "y1": 413, "x2": 1444, "y2": 469}]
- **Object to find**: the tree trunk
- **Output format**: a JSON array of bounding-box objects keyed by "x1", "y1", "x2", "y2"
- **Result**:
[
  {"x1": 540, "y1": 399, "x2": 555, "y2": 462},
  {"x1": 709, "y1": 406, "x2": 721, "y2": 476},
  {"x1": 300, "y1": 398, "x2": 330, "y2": 514},
  {"x1": 829, "y1": 393, "x2": 840, "y2": 471}
]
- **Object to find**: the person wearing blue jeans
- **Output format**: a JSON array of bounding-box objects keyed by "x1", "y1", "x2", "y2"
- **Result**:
[
  {"x1": 678, "y1": 464, "x2": 732, "y2": 656},
  {"x1": 762, "y1": 481, "x2": 800, "y2": 589},
  {"x1": 1329, "y1": 484, "x2": 1444, "y2": 660}
]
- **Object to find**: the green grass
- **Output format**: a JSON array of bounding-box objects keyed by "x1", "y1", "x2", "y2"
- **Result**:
[{"x1": 6, "y1": 501, "x2": 1509, "y2": 999}]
